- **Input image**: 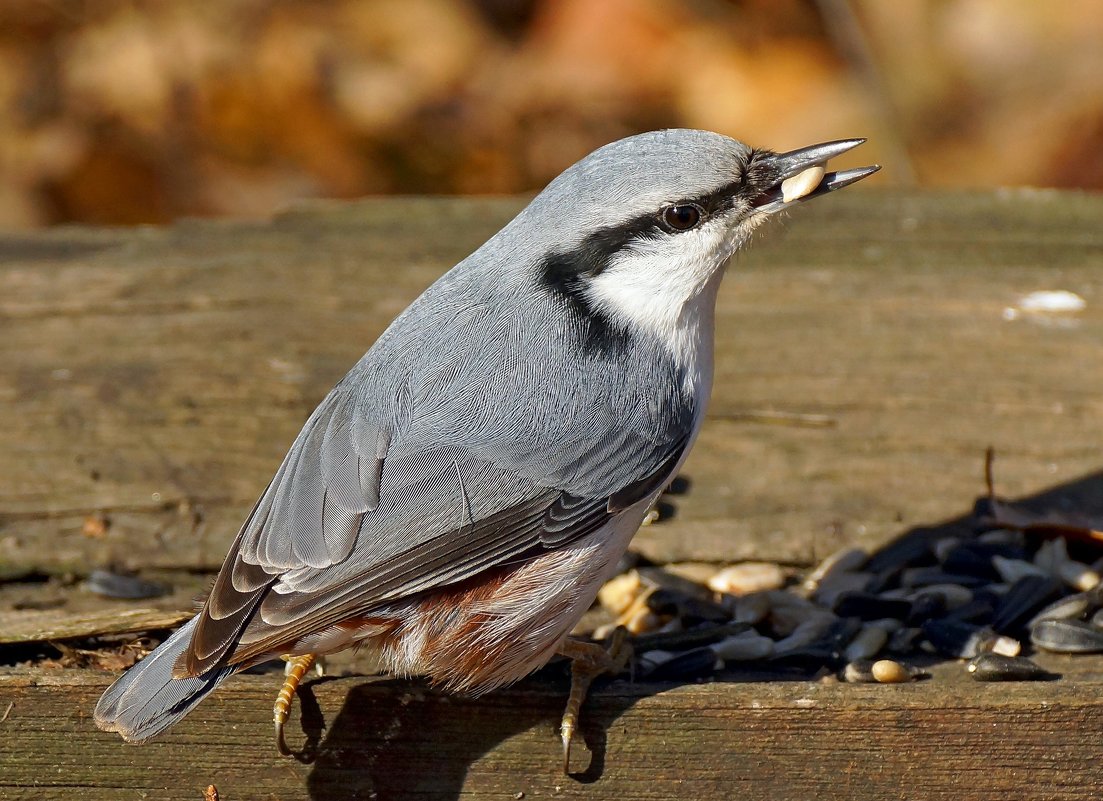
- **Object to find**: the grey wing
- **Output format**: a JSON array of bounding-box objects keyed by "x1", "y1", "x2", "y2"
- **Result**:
[{"x1": 181, "y1": 384, "x2": 689, "y2": 675}]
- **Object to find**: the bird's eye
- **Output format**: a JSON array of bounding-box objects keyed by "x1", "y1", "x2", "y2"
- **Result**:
[{"x1": 661, "y1": 204, "x2": 703, "y2": 231}]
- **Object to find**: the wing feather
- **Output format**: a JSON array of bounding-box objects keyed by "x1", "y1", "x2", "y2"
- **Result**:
[
  {"x1": 234, "y1": 389, "x2": 383, "y2": 573},
  {"x1": 182, "y1": 321, "x2": 694, "y2": 675},
  {"x1": 184, "y1": 428, "x2": 685, "y2": 675},
  {"x1": 224, "y1": 483, "x2": 619, "y2": 664}
]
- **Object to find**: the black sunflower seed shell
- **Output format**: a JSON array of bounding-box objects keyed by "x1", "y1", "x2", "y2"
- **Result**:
[
  {"x1": 1031, "y1": 618, "x2": 1103, "y2": 654},
  {"x1": 968, "y1": 652, "x2": 1057, "y2": 682},
  {"x1": 991, "y1": 574, "x2": 1063, "y2": 633},
  {"x1": 921, "y1": 619, "x2": 993, "y2": 659},
  {"x1": 834, "y1": 592, "x2": 912, "y2": 621},
  {"x1": 641, "y1": 646, "x2": 718, "y2": 681}
]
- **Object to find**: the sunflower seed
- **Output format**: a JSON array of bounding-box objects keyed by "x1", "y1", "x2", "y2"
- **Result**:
[
  {"x1": 933, "y1": 537, "x2": 965, "y2": 563},
  {"x1": 645, "y1": 588, "x2": 729, "y2": 623},
  {"x1": 905, "y1": 592, "x2": 947, "y2": 625},
  {"x1": 803, "y1": 547, "x2": 869, "y2": 592},
  {"x1": 834, "y1": 592, "x2": 912, "y2": 621},
  {"x1": 641, "y1": 646, "x2": 720, "y2": 680},
  {"x1": 1034, "y1": 538, "x2": 1070, "y2": 574},
  {"x1": 598, "y1": 571, "x2": 643, "y2": 615},
  {"x1": 638, "y1": 566, "x2": 714, "y2": 600},
  {"x1": 727, "y1": 591, "x2": 771, "y2": 625},
  {"x1": 941, "y1": 597, "x2": 996, "y2": 624},
  {"x1": 1027, "y1": 591, "x2": 1097, "y2": 628},
  {"x1": 813, "y1": 571, "x2": 875, "y2": 607},
  {"x1": 769, "y1": 594, "x2": 827, "y2": 636},
  {"x1": 631, "y1": 622, "x2": 749, "y2": 653},
  {"x1": 991, "y1": 556, "x2": 1047, "y2": 584},
  {"x1": 940, "y1": 545, "x2": 1001, "y2": 580},
  {"x1": 887, "y1": 626, "x2": 922, "y2": 653},
  {"x1": 921, "y1": 619, "x2": 996, "y2": 659},
  {"x1": 992, "y1": 574, "x2": 1063, "y2": 633},
  {"x1": 871, "y1": 659, "x2": 916, "y2": 683},
  {"x1": 712, "y1": 630, "x2": 776, "y2": 661},
  {"x1": 1057, "y1": 560, "x2": 1101, "y2": 593},
  {"x1": 867, "y1": 617, "x2": 904, "y2": 633},
  {"x1": 978, "y1": 529, "x2": 1025, "y2": 547},
  {"x1": 865, "y1": 533, "x2": 939, "y2": 574},
  {"x1": 901, "y1": 568, "x2": 988, "y2": 589},
  {"x1": 774, "y1": 613, "x2": 838, "y2": 654},
  {"x1": 906, "y1": 584, "x2": 973, "y2": 610},
  {"x1": 780, "y1": 165, "x2": 826, "y2": 203},
  {"x1": 1031, "y1": 618, "x2": 1103, "y2": 654},
  {"x1": 967, "y1": 652, "x2": 1055, "y2": 682},
  {"x1": 842, "y1": 660, "x2": 877, "y2": 683},
  {"x1": 844, "y1": 624, "x2": 888, "y2": 662},
  {"x1": 708, "y1": 562, "x2": 786, "y2": 596}
]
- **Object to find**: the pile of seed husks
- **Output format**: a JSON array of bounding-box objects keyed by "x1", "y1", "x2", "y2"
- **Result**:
[{"x1": 594, "y1": 496, "x2": 1103, "y2": 685}]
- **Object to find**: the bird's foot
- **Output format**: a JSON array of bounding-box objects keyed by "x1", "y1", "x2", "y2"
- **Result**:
[
  {"x1": 556, "y1": 626, "x2": 632, "y2": 774},
  {"x1": 283, "y1": 653, "x2": 326, "y2": 677},
  {"x1": 274, "y1": 653, "x2": 317, "y2": 756}
]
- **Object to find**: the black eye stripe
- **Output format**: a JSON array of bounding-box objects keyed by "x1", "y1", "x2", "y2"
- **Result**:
[
  {"x1": 540, "y1": 175, "x2": 752, "y2": 290},
  {"x1": 688, "y1": 177, "x2": 749, "y2": 213},
  {"x1": 537, "y1": 171, "x2": 754, "y2": 351}
]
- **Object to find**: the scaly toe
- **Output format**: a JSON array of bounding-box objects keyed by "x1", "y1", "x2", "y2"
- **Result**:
[
  {"x1": 273, "y1": 653, "x2": 317, "y2": 757},
  {"x1": 556, "y1": 627, "x2": 632, "y2": 773}
]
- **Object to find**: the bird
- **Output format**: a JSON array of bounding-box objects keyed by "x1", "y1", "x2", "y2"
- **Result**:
[{"x1": 94, "y1": 129, "x2": 878, "y2": 770}]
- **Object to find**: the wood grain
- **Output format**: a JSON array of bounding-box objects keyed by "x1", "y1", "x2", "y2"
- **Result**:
[
  {"x1": 2, "y1": 190, "x2": 1103, "y2": 799},
  {"x1": 2, "y1": 191, "x2": 1101, "y2": 575},
  {"x1": 1, "y1": 660, "x2": 1100, "y2": 801},
  {"x1": 0, "y1": 607, "x2": 190, "y2": 645}
]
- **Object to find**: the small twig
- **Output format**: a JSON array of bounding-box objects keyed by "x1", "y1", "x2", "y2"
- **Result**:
[
  {"x1": 0, "y1": 701, "x2": 14, "y2": 723},
  {"x1": 727, "y1": 410, "x2": 837, "y2": 428},
  {"x1": 985, "y1": 446, "x2": 996, "y2": 499}
]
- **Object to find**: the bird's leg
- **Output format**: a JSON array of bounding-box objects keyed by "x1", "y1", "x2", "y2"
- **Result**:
[
  {"x1": 274, "y1": 653, "x2": 316, "y2": 756},
  {"x1": 556, "y1": 626, "x2": 632, "y2": 774}
]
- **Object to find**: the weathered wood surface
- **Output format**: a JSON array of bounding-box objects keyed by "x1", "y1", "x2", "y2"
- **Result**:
[
  {"x1": 1, "y1": 658, "x2": 1102, "y2": 801},
  {"x1": 2, "y1": 190, "x2": 1103, "y2": 799},
  {"x1": 2, "y1": 190, "x2": 1102, "y2": 574},
  {"x1": 0, "y1": 606, "x2": 190, "y2": 646}
]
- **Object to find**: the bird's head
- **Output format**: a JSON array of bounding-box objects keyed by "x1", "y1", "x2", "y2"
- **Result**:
[{"x1": 524, "y1": 129, "x2": 878, "y2": 343}]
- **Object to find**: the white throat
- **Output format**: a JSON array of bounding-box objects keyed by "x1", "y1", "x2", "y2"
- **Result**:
[{"x1": 583, "y1": 231, "x2": 732, "y2": 401}]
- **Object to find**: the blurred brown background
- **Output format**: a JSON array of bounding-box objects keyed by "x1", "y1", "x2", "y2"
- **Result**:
[{"x1": 1, "y1": 0, "x2": 1101, "y2": 229}]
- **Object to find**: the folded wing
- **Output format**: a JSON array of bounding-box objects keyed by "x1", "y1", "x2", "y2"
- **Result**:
[{"x1": 180, "y1": 383, "x2": 690, "y2": 676}]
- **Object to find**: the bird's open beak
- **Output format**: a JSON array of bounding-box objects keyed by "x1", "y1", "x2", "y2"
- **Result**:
[{"x1": 751, "y1": 139, "x2": 880, "y2": 214}]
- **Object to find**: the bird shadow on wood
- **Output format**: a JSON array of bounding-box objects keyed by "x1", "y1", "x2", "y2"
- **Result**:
[
  {"x1": 301, "y1": 665, "x2": 643, "y2": 801},
  {"x1": 299, "y1": 465, "x2": 1103, "y2": 800}
]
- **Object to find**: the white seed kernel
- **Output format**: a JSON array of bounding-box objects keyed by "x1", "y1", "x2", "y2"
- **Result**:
[
  {"x1": 781, "y1": 165, "x2": 826, "y2": 203},
  {"x1": 598, "y1": 571, "x2": 643, "y2": 615},
  {"x1": 871, "y1": 659, "x2": 913, "y2": 683},
  {"x1": 708, "y1": 562, "x2": 785, "y2": 596}
]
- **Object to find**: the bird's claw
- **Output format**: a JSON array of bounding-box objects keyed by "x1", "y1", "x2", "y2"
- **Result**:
[
  {"x1": 273, "y1": 653, "x2": 317, "y2": 757},
  {"x1": 557, "y1": 627, "x2": 632, "y2": 774}
]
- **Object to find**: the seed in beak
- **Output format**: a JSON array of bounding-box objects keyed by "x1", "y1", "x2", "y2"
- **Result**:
[{"x1": 780, "y1": 165, "x2": 826, "y2": 203}]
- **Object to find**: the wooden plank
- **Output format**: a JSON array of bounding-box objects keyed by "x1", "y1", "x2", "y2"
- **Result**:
[
  {"x1": 3, "y1": 189, "x2": 1103, "y2": 796},
  {"x1": 1, "y1": 659, "x2": 1101, "y2": 801},
  {"x1": 0, "y1": 607, "x2": 190, "y2": 645},
  {"x1": 2, "y1": 191, "x2": 1101, "y2": 574}
]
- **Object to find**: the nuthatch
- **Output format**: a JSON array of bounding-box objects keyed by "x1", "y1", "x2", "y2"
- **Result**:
[{"x1": 95, "y1": 129, "x2": 878, "y2": 770}]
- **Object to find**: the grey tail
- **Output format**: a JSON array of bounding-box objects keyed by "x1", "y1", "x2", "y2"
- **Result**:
[{"x1": 94, "y1": 616, "x2": 237, "y2": 742}]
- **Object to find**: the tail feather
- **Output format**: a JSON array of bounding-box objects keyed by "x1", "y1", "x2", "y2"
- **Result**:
[{"x1": 94, "y1": 616, "x2": 236, "y2": 742}]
